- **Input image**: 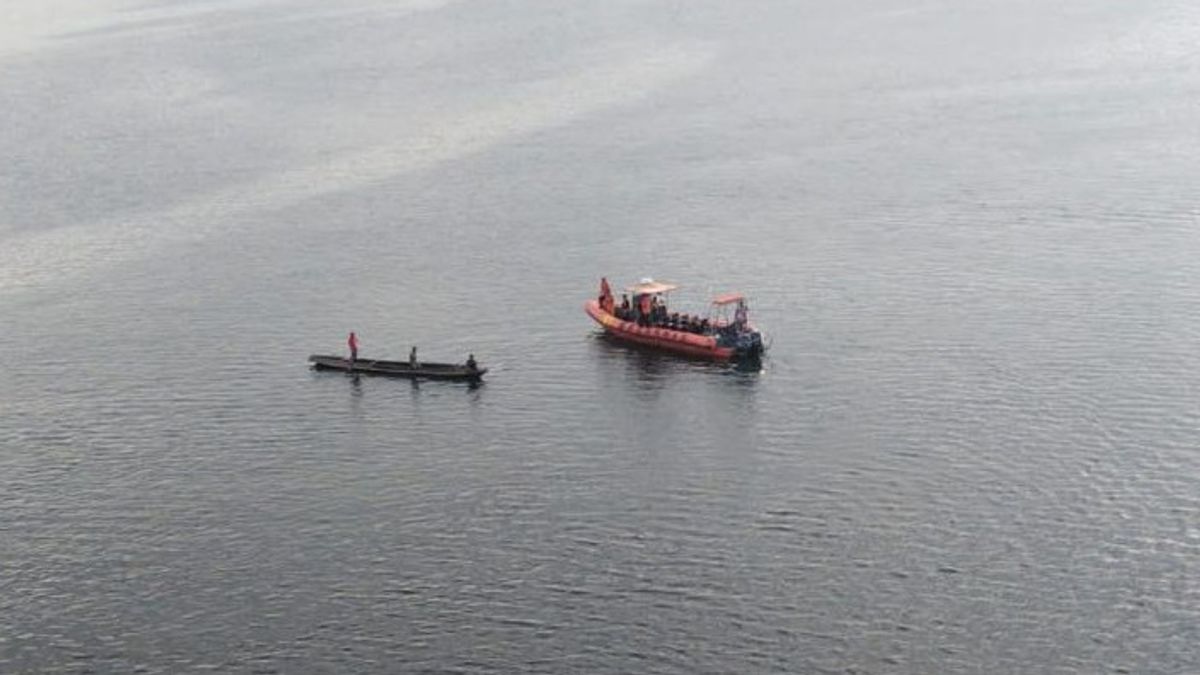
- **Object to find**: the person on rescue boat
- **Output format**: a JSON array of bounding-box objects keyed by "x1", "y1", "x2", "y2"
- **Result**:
[
  {"x1": 735, "y1": 299, "x2": 748, "y2": 328},
  {"x1": 598, "y1": 277, "x2": 615, "y2": 315}
]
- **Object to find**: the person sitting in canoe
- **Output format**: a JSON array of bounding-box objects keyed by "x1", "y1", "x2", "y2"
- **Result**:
[{"x1": 466, "y1": 354, "x2": 478, "y2": 372}]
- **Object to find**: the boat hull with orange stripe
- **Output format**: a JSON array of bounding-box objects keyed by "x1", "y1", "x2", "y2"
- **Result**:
[{"x1": 584, "y1": 299, "x2": 738, "y2": 361}]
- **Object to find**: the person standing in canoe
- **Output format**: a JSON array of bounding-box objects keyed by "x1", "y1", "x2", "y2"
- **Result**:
[
  {"x1": 348, "y1": 331, "x2": 359, "y2": 365},
  {"x1": 409, "y1": 346, "x2": 418, "y2": 368}
]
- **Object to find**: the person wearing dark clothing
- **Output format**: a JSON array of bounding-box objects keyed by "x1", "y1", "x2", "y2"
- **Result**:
[
  {"x1": 466, "y1": 354, "x2": 478, "y2": 371},
  {"x1": 409, "y1": 346, "x2": 418, "y2": 368},
  {"x1": 638, "y1": 294, "x2": 651, "y2": 327}
]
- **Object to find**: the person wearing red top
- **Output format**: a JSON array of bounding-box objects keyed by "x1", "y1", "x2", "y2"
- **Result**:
[
  {"x1": 598, "y1": 277, "x2": 615, "y2": 315},
  {"x1": 348, "y1": 331, "x2": 359, "y2": 364}
]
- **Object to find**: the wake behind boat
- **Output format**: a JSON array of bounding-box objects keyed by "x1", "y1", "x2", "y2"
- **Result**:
[
  {"x1": 585, "y1": 277, "x2": 765, "y2": 361},
  {"x1": 308, "y1": 354, "x2": 486, "y2": 382}
]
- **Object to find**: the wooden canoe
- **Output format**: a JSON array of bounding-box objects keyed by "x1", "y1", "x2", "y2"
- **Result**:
[{"x1": 308, "y1": 355, "x2": 486, "y2": 381}]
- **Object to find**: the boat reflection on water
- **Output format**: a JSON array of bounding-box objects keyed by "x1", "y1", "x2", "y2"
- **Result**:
[{"x1": 588, "y1": 331, "x2": 764, "y2": 433}]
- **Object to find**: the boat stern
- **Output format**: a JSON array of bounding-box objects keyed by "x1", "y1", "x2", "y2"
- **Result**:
[{"x1": 735, "y1": 329, "x2": 765, "y2": 359}]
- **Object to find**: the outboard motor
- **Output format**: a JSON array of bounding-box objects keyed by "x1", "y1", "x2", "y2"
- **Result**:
[{"x1": 735, "y1": 330, "x2": 764, "y2": 359}]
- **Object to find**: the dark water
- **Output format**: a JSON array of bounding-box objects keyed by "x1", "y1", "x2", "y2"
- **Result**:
[{"x1": 3, "y1": 1, "x2": 1199, "y2": 672}]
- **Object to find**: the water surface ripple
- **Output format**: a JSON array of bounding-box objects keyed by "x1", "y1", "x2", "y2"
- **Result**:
[{"x1": 2, "y1": 0, "x2": 1199, "y2": 673}]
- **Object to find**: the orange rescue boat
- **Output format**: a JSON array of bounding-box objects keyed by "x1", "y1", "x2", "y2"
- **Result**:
[{"x1": 585, "y1": 277, "x2": 765, "y2": 361}]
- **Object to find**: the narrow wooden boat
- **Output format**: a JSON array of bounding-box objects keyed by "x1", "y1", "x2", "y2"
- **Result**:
[
  {"x1": 585, "y1": 278, "x2": 765, "y2": 362},
  {"x1": 308, "y1": 355, "x2": 486, "y2": 381}
]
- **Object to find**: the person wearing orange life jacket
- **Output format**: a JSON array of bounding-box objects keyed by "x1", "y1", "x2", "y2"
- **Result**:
[{"x1": 598, "y1": 277, "x2": 615, "y2": 314}]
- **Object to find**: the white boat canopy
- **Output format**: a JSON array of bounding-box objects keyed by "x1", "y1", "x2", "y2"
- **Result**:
[{"x1": 625, "y1": 279, "x2": 679, "y2": 295}]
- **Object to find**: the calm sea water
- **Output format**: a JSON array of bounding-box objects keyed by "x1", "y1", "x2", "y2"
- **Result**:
[{"x1": 2, "y1": 1, "x2": 1199, "y2": 672}]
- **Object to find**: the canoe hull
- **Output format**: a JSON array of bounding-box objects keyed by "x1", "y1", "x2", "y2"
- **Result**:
[
  {"x1": 584, "y1": 300, "x2": 737, "y2": 361},
  {"x1": 308, "y1": 355, "x2": 486, "y2": 381}
]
